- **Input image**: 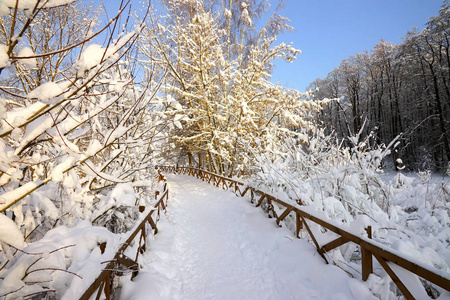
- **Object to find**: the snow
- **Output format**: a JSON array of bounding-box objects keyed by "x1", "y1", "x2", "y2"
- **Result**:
[
  {"x1": 0, "y1": 101, "x2": 47, "y2": 136},
  {"x1": 104, "y1": 124, "x2": 130, "y2": 145},
  {"x1": 27, "y1": 81, "x2": 63, "y2": 100},
  {"x1": 1, "y1": 0, "x2": 76, "y2": 10},
  {"x1": 85, "y1": 139, "x2": 103, "y2": 156},
  {"x1": 0, "y1": 98, "x2": 6, "y2": 119},
  {"x1": 0, "y1": 3, "x2": 8, "y2": 16},
  {"x1": 77, "y1": 44, "x2": 118, "y2": 76},
  {"x1": 16, "y1": 115, "x2": 53, "y2": 154},
  {"x1": 0, "y1": 181, "x2": 41, "y2": 211},
  {"x1": 90, "y1": 182, "x2": 137, "y2": 224},
  {"x1": 0, "y1": 213, "x2": 24, "y2": 249},
  {"x1": 0, "y1": 44, "x2": 9, "y2": 69},
  {"x1": 224, "y1": 8, "x2": 232, "y2": 19},
  {"x1": 120, "y1": 174, "x2": 376, "y2": 300},
  {"x1": 387, "y1": 262, "x2": 430, "y2": 299},
  {"x1": 17, "y1": 47, "x2": 36, "y2": 68},
  {"x1": 51, "y1": 156, "x2": 76, "y2": 182}
]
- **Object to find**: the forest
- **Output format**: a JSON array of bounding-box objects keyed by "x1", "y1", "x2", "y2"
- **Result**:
[
  {"x1": 308, "y1": 4, "x2": 450, "y2": 172},
  {"x1": 0, "y1": 0, "x2": 448, "y2": 299}
]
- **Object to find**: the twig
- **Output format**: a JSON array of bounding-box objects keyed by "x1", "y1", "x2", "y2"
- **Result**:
[
  {"x1": 23, "y1": 289, "x2": 56, "y2": 300},
  {"x1": 26, "y1": 267, "x2": 82, "y2": 279},
  {"x1": 0, "y1": 285, "x2": 24, "y2": 297}
]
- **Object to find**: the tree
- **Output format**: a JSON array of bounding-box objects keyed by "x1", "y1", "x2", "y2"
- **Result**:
[{"x1": 141, "y1": 0, "x2": 321, "y2": 177}]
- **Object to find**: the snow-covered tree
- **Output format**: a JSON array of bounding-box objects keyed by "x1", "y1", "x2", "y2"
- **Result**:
[
  {"x1": 142, "y1": 0, "x2": 324, "y2": 176},
  {"x1": 0, "y1": 1, "x2": 165, "y2": 297}
]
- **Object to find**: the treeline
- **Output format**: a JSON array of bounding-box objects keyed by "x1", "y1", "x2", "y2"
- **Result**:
[{"x1": 308, "y1": 1, "x2": 449, "y2": 171}]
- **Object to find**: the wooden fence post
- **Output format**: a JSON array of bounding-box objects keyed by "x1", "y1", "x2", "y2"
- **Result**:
[
  {"x1": 296, "y1": 211, "x2": 302, "y2": 238},
  {"x1": 362, "y1": 226, "x2": 373, "y2": 281},
  {"x1": 104, "y1": 271, "x2": 111, "y2": 300}
]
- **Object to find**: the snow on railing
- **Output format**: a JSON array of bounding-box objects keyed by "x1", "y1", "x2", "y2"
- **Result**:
[
  {"x1": 79, "y1": 171, "x2": 169, "y2": 300},
  {"x1": 158, "y1": 165, "x2": 450, "y2": 300}
]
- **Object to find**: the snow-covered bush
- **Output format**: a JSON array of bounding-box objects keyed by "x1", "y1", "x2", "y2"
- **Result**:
[
  {"x1": 0, "y1": 220, "x2": 122, "y2": 299},
  {"x1": 253, "y1": 134, "x2": 380, "y2": 216},
  {"x1": 91, "y1": 183, "x2": 141, "y2": 233}
]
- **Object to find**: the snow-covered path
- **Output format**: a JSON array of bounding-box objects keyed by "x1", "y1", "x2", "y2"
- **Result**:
[{"x1": 120, "y1": 174, "x2": 376, "y2": 300}]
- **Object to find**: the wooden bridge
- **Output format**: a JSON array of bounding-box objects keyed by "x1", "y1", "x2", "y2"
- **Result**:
[{"x1": 80, "y1": 165, "x2": 450, "y2": 300}]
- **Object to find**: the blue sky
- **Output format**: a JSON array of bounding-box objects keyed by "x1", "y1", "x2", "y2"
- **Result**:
[
  {"x1": 271, "y1": 0, "x2": 443, "y2": 91},
  {"x1": 96, "y1": 0, "x2": 443, "y2": 92}
]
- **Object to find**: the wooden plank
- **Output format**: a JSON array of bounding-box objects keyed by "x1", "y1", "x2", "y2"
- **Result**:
[
  {"x1": 235, "y1": 185, "x2": 241, "y2": 195},
  {"x1": 276, "y1": 206, "x2": 294, "y2": 226},
  {"x1": 361, "y1": 226, "x2": 373, "y2": 281},
  {"x1": 104, "y1": 271, "x2": 111, "y2": 300},
  {"x1": 239, "y1": 186, "x2": 251, "y2": 198},
  {"x1": 321, "y1": 236, "x2": 349, "y2": 252},
  {"x1": 135, "y1": 229, "x2": 145, "y2": 264},
  {"x1": 300, "y1": 216, "x2": 328, "y2": 264},
  {"x1": 81, "y1": 262, "x2": 113, "y2": 300},
  {"x1": 95, "y1": 280, "x2": 105, "y2": 300},
  {"x1": 374, "y1": 254, "x2": 414, "y2": 300},
  {"x1": 147, "y1": 215, "x2": 158, "y2": 234},
  {"x1": 255, "y1": 194, "x2": 266, "y2": 207},
  {"x1": 266, "y1": 196, "x2": 277, "y2": 219},
  {"x1": 117, "y1": 255, "x2": 137, "y2": 269},
  {"x1": 229, "y1": 180, "x2": 235, "y2": 190},
  {"x1": 296, "y1": 211, "x2": 302, "y2": 238},
  {"x1": 156, "y1": 206, "x2": 160, "y2": 221},
  {"x1": 139, "y1": 227, "x2": 147, "y2": 253},
  {"x1": 159, "y1": 197, "x2": 166, "y2": 211},
  {"x1": 117, "y1": 255, "x2": 139, "y2": 279},
  {"x1": 99, "y1": 242, "x2": 107, "y2": 254}
]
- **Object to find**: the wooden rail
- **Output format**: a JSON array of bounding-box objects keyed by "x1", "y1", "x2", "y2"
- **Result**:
[
  {"x1": 79, "y1": 174, "x2": 169, "y2": 300},
  {"x1": 158, "y1": 165, "x2": 450, "y2": 300}
]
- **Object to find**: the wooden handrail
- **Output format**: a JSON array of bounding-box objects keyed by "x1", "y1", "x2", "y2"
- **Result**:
[
  {"x1": 79, "y1": 174, "x2": 169, "y2": 300},
  {"x1": 158, "y1": 165, "x2": 450, "y2": 300}
]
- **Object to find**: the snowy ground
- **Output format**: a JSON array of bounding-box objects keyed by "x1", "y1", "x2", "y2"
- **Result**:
[{"x1": 120, "y1": 174, "x2": 376, "y2": 300}]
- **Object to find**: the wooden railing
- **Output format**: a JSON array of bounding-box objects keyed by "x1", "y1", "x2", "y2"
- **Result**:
[
  {"x1": 158, "y1": 165, "x2": 450, "y2": 300},
  {"x1": 79, "y1": 174, "x2": 169, "y2": 300}
]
